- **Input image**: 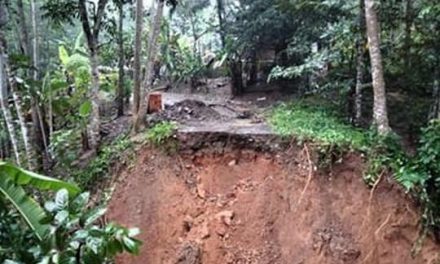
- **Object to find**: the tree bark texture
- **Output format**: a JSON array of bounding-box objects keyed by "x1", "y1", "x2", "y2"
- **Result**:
[
  {"x1": 365, "y1": 0, "x2": 391, "y2": 134},
  {"x1": 133, "y1": 0, "x2": 165, "y2": 132}
]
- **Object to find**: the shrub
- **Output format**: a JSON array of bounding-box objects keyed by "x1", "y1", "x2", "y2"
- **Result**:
[{"x1": 146, "y1": 121, "x2": 177, "y2": 146}]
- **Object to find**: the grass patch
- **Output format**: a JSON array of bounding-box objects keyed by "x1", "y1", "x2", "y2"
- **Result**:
[{"x1": 269, "y1": 102, "x2": 366, "y2": 150}]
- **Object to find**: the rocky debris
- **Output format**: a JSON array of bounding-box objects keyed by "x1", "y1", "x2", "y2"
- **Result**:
[
  {"x1": 149, "y1": 99, "x2": 224, "y2": 124},
  {"x1": 175, "y1": 242, "x2": 201, "y2": 264},
  {"x1": 196, "y1": 182, "x2": 207, "y2": 199},
  {"x1": 200, "y1": 221, "x2": 210, "y2": 239},
  {"x1": 216, "y1": 210, "x2": 235, "y2": 226},
  {"x1": 215, "y1": 224, "x2": 227, "y2": 237},
  {"x1": 183, "y1": 215, "x2": 194, "y2": 233},
  {"x1": 312, "y1": 227, "x2": 361, "y2": 262},
  {"x1": 228, "y1": 159, "x2": 237, "y2": 166}
]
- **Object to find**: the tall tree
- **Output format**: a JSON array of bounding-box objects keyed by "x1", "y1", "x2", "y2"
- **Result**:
[
  {"x1": 403, "y1": 0, "x2": 413, "y2": 74},
  {"x1": 1, "y1": 1, "x2": 36, "y2": 169},
  {"x1": 30, "y1": 0, "x2": 49, "y2": 167},
  {"x1": 78, "y1": 0, "x2": 109, "y2": 150},
  {"x1": 364, "y1": 0, "x2": 391, "y2": 134},
  {"x1": 16, "y1": 0, "x2": 30, "y2": 55},
  {"x1": 133, "y1": 0, "x2": 165, "y2": 132},
  {"x1": 0, "y1": 2, "x2": 21, "y2": 165},
  {"x1": 354, "y1": 0, "x2": 366, "y2": 125},
  {"x1": 216, "y1": 0, "x2": 225, "y2": 48},
  {"x1": 0, "y1": 70, "x2": 21, "y2": 166},
  {"x1": 132, "y1": 0, "x2": 143, "y2": 117},
  {"x1": 430, "y1": 67, "x2": 440, "y2": 120},
  {"x1": 116, "y1": 0, "x2": 126, "y2": 117}
]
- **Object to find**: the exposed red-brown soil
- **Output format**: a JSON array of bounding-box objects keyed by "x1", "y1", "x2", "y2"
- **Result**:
[{"x1": 107, "y1": 145, "x2": 440, "y2": 264}]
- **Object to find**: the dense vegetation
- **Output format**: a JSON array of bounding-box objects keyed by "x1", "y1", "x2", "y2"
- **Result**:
[{"x1": 0, "y1": 0, "x2": 439, "y2": 262}]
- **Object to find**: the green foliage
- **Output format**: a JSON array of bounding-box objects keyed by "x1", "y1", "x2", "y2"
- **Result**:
[
  {"x1": 0, "y1": 162, "x2": 80, "y2": 241},
  {"x1": 146, "y1": 122, "x2": 177, "y2": 146},
  {"x1": 394, "y1": 121, "x2": 440, "y2": 231},
  {"x1": 363, "y1": 131, "x2": 406, "y2": 185},
  {"x1": 162, "y1": 33, "x2": 206, "y2": 85},
  {"x1": 35, "y1": 189, "x2": 141, "y2": 263},
  {"x1": 73, "y1": 136, "x2": 133, "y2": 189},
  {"x1": 0, "y1": 203, "x2": 37, "y2": 262},
  {"x1": 1, "y1": 189, "x2": 141, "y2": 263},
  {"x1": 269, "y1": 101, "x2": 366, "y2": 149},
  {"x1": 0, "y1": 162, "x2": 80, "y2": 196},
  {"x1": 50, "y1": 129, "x2": 82, "y2": 170}
]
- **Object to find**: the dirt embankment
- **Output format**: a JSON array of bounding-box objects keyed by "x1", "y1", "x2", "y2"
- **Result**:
[{"x1": 107, "y1": 135, "x2": 440, "y2": 264}]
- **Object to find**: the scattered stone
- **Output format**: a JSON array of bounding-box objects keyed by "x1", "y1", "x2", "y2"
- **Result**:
[
  {"x1": 175, "y1": 242, "x2": 201, "y2": 264},
  {"x1": 200, "y1": 221, "x2": 210, "y2": 239},
  {"x1": 217, "y1": 210, "x2": 235, "y2": 226},
  {"x1": 196, "y1": 184, "x2": 206, "y2": 199},
  {"x1": 183, "y1": 215, "x2": 194, "y2": 233},
  {"x1": 215, "y1": 224, "x2": 227, "y2": 237},
  {"x1": 228, "y1": 159, "x2": 237, "y2": 166}
]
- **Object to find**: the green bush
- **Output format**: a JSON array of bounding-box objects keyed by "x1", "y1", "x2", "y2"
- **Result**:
[
  {"x1": 395, "y1": 120, "x2": 440, "y2": 231},
  {"x1": 0, "y1": 163, "x2": 140, "y2": 263},
  {"x1": 146, "y1": 122, "x2": 177, "y2": 146},
  {"x1": 74, "y1": 136, "x2": 132, "y2": 189}
]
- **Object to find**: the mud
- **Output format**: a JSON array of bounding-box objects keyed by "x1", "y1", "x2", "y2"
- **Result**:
[{"x1": 108, "y1": 140, "x2": 440, "y2": 264}]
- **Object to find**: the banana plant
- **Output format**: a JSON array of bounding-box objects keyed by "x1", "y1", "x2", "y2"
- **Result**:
[{"x1": 0, "y1": 162, "x2": 80, "y2": 240}]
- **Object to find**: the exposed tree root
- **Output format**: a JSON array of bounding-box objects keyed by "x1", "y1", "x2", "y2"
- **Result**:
[
  {"x1": 296, "y1": 144, "x2": 313, "y2": 209},
  {"x1": 375, "y1": 213, "x2": 392, "y2": 237},
  {"x1": 361, "y1": 170, "x2": 384, "y2": 229}
]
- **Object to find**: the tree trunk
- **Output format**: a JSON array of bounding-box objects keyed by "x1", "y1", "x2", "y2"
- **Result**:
[
  {"x1": 132, "y1": 0, "x2": 143, "y2": 117},
  {"x1": 9, "y1": 76, "x2": 34, "y2": 169},
  {"x1": 0, "y1": 45, "x2": 21, "y2": 165},
  {"x1": 0, "y1": 8, "x2": 35, "y2": 168},
  {"x1": 78, "y1": 0, "x2": 108, "y2": 150},
  {"x1": 364, "y1": 0, "x2": 391, "y2": 134},
  {"x1": 30, "y1": 0, "x2": 47, "y2": 168},
  {"x1": 116, "y1": 3, "x2": 125, "y2": 117},
  {"x1": 0, "y1": 86, "x2": 20, "y2": 165},
  {"x1": 403, "y1": 0, "x2": 413, "y2": 75},
  {"x1": 88, "y1": 48, "x2": 101, "y2": 150},
  {"x1": 16, "y1": 0, "x2": 30, "y2": 55},
  {"x1": 216, "y1": 0, "x2": 226, "y2": 48},
  {"x1": 133, "y1": 0, "x2": 165, "y2": 132},
  {"x1": 429, "y1": 67, "x2": 440, "y2": 120},
  {"x1": 230, "y1": 60, "x2": 243, "y2": 96},
  {"x1": 354, "y1": 0, "x2": 366, "y2": 125},
  {"x1": 248, "y1": 49, "x2": 257, "y2": 86}
]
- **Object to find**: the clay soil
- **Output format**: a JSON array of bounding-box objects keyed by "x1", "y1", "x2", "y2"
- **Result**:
[{"x1": 108, "y1": 144, "x2": 440, "y2": 264}]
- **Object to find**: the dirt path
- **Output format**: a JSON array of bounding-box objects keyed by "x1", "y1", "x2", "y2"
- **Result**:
[{"x1": 108, "y1": 143, "x2": 440, "y2": 264}]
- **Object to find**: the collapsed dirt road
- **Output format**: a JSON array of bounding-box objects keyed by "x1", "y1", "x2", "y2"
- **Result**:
[{"x1": 108, "y1": 132, "x2": 440, "y2": 264}]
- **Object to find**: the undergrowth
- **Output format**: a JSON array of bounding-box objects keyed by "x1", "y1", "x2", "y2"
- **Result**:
[
  {"x1": 73, "y1": 135, "x2": 133, "y2": 189},
  {"x1": 146, "y1": 121, "x2": 177, "y2": 146},
  {"x1": 269, "y1": 101, "x2": 366, "y2": 167},
  {"x1": 73, "y1": 122, "x2": 177, "y2": 190},
  {"x1": 270, "y1": 102, "x2": 440, "y2": 236},
  {"x1": 145, "y1": 121, "x2": 179, "y2": 154}
]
